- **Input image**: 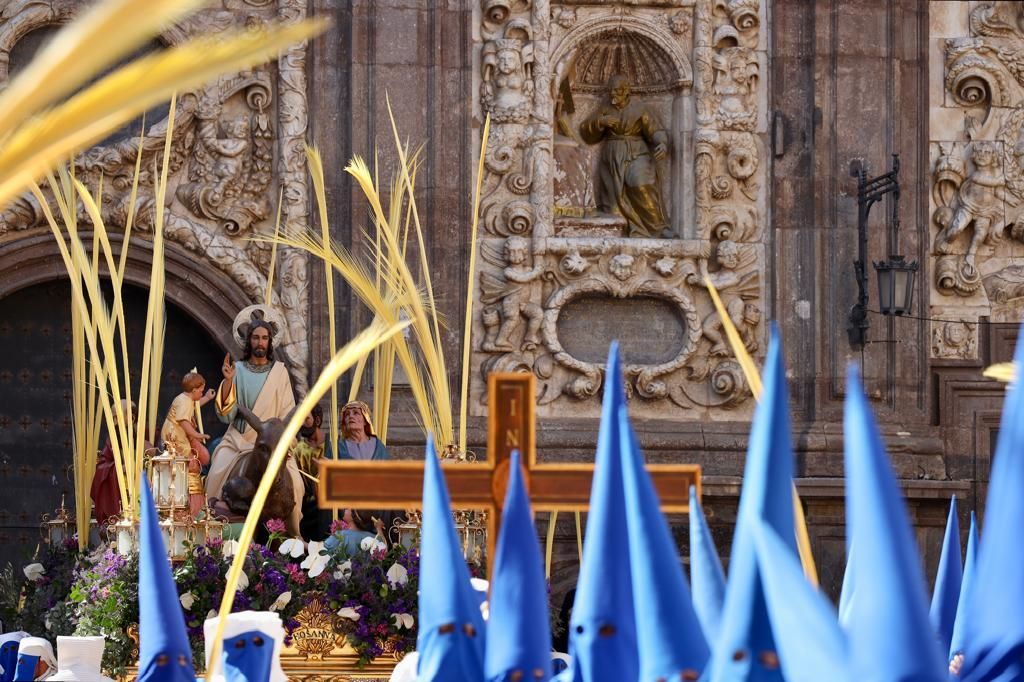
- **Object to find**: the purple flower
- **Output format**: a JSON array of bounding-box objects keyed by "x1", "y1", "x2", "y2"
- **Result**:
[{"x1": 265, "y1": 518, "x2": 286, "y2": 534}]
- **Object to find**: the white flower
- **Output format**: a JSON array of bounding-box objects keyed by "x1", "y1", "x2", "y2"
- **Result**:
[
  {"x1": 359, "y1": 536, "x2": 376, "y2": 552},
  {"x1": 391, "y1": 613, "x2": 414, "y2": 629},
  {"x1": 207, "y1": 609, "x2": 218, "y2": 620},
  {"x1": 333, "y1": 560, "x2": 353, "y2": 581},
  {"x1": 179, "y1": 591, "x2": 196, "y2": 610},
  {"x1": 300, "y1": 541, "x2": 330, "y2": 578},
  {"x1": 279, "y1": 538, "x2": 305, "y2": 558},
  {"x1": 269, "y1": 591, "x2": 292, "y2": 612},
  {"x1": 23, "y1": 563, "x2": 45, "y2": 582},
  {"x1": 470, "y1": 578, "x2": 489, "y2": 594},
  {"x1": 372, "y1": 538, "x2": 387, "y2": 552},
  {"x1": 222, "y1": 540, "x2": 240, "y2": 558},
  {"x1": 386, "y1": 563, "x2": 409, "y2": 587},
  {"x1": 337, "y1": 607, "x2": 361, "y2": 621},
  {"x1": 236, "y1": 571, "x2": 249, "y2": 592}
]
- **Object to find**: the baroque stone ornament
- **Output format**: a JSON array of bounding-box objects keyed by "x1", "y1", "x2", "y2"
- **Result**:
[
  {"x1": 471, "y1": 0, "x2": 766, "y2": 419},
  {"x1": 0, "y1": 1, "x2": 312, "y2": 392},
  {"x1": 931, "y1": 320, "x2": 978, "y2": 361},
  {"x1": 929, "y1": 2, "x2": 1024, "y2": 325}
]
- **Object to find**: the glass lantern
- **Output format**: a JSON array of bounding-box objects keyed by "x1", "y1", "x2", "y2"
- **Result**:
[
  {"x1": 149, "y1": 446, "x2": 190, "y2": 510},
  {"x1": 874, "y1": 255, "x2": 918, "y2": 316},
  {"x1": 159, "y1": 516, "x2": 190, "y2": 561},
  {"x1": 395, "y1": 510, "x2": 422, "y2": 550},
  {"x1": 40, "y1": 496, "x2": 71, "y2": 546},
  {"x1": 113, "y1": 516, "x2": 138, "y2": 556}
]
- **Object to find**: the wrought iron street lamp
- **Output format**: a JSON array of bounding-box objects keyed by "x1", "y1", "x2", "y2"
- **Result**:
[{"x1": 848, "y1": 154, "x2": 918, "y2": 348}]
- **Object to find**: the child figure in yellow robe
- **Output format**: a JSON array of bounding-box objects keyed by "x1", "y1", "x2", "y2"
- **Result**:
[{"x1": 161, "y1": 371, "x2": 215, "y2": 516}]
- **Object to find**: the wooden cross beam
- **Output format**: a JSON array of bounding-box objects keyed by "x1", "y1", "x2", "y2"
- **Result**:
[{"x1": 317, "y1": 373, "x2": 701, "y2": 568}]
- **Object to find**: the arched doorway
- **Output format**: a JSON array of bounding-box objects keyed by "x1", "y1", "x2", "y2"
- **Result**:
[{"x1": 0, "y1": 280, "x2": 227, "y2": 569}]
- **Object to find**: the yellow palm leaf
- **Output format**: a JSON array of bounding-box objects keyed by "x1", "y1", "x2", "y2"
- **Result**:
[
  {"x1": 0, "y1": 19, "x2": 327, "y2": 208},
  {"x1": 0, "y1": 0, "x2": 206, "y2": 135},
  {"x1": 984, "y1": 362, "x2": 1016, "y2": 383},
  {"x1": 705, "y1": 276, "x2": 819, "y2": 586}
]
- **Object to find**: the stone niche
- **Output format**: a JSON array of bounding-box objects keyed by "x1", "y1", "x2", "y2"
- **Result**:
[
  {"x1": 470, "y1": 0, "x2": 769, "y2": 420},
  {"x1": 928, "y1": 1, "x2": 1024, "y2": 361}
]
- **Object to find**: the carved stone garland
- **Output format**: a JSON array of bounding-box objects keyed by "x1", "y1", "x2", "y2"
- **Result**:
[
  {"x1": 471, "y1": 0, "x2": 767, "y2": 420},
  {"x1": 928, "y1": 1, "x2": 1024, "y2": 360},
  {"x1": 0, "y1": 0, "x2": 311, "y2": 392}
]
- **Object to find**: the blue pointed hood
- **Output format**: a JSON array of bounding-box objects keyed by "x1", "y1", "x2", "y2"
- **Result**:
[
  {"x1": 416, "y1": 437, "x2": 486, "y2": 682},
  {"x1": 221, "y1": 630, "x2": 274, "y2": 682},
  {"x1": 751, "y1": 519, "x2": 853, "y2": 682},
  {"x1": 843, "y1": 364, "x2": 945, "y2": 681},
  {"x1": 689, "y1": 485, "x2": 726, "y2": 643},
  {"x1": 930, "y1": 495, "x2": 962, "y2": 656},
  {"x1": 560, "y1": 342, "x2": 638, "y2": 682},
  {"x1": 485, "y1": 450, "x2": 552, "y2": 682},
  {"x1": 706, "y1": 327, "x2": 796, "y2": 682},
  {"x1": 620, "y1": 404, "x2": 709, "y2": 680},
  {"x1": 961, "y1": 325, "x2": 1024, "y2": 681},
  {"x1": 949, "y1": 512, "x2": 978, "y2": 664},
  {"x1": 0, "y1": 633, "x2": 27, "y2": 682},
  {"x1": 138, "y1": 474, "x2": 195, "y2": 682},
  {"x1": 837, "y1": 541, "x2": 855, "y2": 628}
]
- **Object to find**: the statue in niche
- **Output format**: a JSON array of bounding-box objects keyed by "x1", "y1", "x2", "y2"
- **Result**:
[
  {"x1": 552, "y1": 74, "x2": 595, "y2": 218},
  {"x1": 934, "y1": 141, "x2": 1018, "y2": 269},
  {"x1": 481, "y1": 38, "x2": 534, "y2": 124},
  {"x1": 579, "y1": 75, "x2": 673, "y2": 239},
  {"x1": 479, "y1": 236, "x2": 544, "y2": 352},
  {"x1": 685, "y1": 240, "x2": 760, "y2": 356}
]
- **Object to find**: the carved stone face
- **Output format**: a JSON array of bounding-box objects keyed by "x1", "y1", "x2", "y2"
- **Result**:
[
  {"x1": 717, "y1": 241, "x2": 740, "y2": 269},
  {"x1": 743, "y1": 303, "x2": 762, "y2": 326},
  {"x1": 496, "y1": 48, "x2": 520, "y2": 75},
  {"x1": 225, "y1": 117, "x2": 250, "y2": 139},
  {"x1": 609, "y1": 253, "x2": 635, "y2": 281},
  {"x1": 609, "y1": 78, "x2": 631, "y2": 110},
  {"x1": 944, "y1": 322, "x2": 968, "y2": 347},
  {"x1": 505, "y1": 237, "x2": 528, "y2": 264},
  {"x1": 972, "y1": 143, "x2": 996, "y2": 168}
]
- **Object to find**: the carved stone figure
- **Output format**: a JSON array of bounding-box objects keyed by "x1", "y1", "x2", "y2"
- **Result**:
[
  {"x1": 481, "y1": 38, "x2": 534, "y2": 124},
  {"x1": 579, "y1": 75, "x2": 672, "y2": 238},
  {"x1": 480, "y1": 236, "x2": 545, "y2": 352},
  {"x1": 984, "y1": 264, "x2": 1024, "y2": 303},
  {"x1": 934, "y1": 142, "x2": 1017, "y2": 268},
  {"x1": 176, "y1": 97, "x2": 272, "y2": 236},
  {"x1": 710, "y1": 47, "x2": 759, "y2": 131},
  {"x1": 687, "y1": 240, "x2": 760, "y2": 356}
]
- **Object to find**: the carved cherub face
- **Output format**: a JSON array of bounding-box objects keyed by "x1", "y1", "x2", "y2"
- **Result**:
[
  {"x1": 972, "y1": 143, "x2": 996, "y2": 168},
  {"x1": 743, "y1": 303, "x2": 761, "y2": 326},
  {"x1": 717, "y1": 241, "x2": 740, "y2": 269},
  {"x1": 505, "y1": 237, "x2": 529, "y2": 264},
  {"x1": 225, "y1": 117, "x2": 250, "y2": 139},
  {"x1": 496, "y1": 48, "x2": 520, "y2": 75},
  {"x1": 944, "y1": 322, "x2": 968, "y2": 347}
]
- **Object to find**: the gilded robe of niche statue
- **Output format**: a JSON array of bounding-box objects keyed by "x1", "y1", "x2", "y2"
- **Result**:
[{"x1": 579, "y1": 74, "x2": 673, "y2": 239}]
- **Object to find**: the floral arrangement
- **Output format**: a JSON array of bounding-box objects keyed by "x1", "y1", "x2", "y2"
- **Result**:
[{"x1": 0, "y1": 518, "x2": 558, "y2": 675}]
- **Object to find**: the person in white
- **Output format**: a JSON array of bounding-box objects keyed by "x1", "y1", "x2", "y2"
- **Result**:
[
  {"x1": 47, "y1": 637, "x2": 113, "y2": 682},
  {"x1": 203, "y1": 611, "x2": 287, "y2": 682}
]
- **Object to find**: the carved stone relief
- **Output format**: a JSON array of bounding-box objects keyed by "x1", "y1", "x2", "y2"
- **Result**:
[
  {"x1": 471, "y1": 0, "x2": 767, "y2": 419},
  {"x1": 931, "y1": 317, "x2": 978, "y2": 361},
  {"x1": 0, "y1": 0, "x2": 311, "y2": 392},
  {"x1": 929, "y1": 2, "x2": 1024, "y2": 354}
]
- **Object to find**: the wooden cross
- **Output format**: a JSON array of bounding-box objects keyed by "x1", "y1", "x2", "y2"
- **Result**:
[{"x1": 317, "y1": 373, "x2": 701, "y2": 567}]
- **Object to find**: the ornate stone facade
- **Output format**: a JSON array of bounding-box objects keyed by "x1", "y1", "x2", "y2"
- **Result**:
[
  {"x1": 0, "y1": 0, "x2": 312, "y2": 392},
  {"x1": 471, "y1": 0, "x2": 767, "y2": 419},
  {"x1": 929, "y1": 1, "x2": 1024, "y2": 356}
]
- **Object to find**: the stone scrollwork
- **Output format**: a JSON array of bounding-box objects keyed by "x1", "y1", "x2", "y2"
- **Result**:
[
  {"x1": 0, "y1": 1, "x2": 312, "y2": 393},
  {"x1": 472, "y1": 0, "x2": 766, "y2": 419}
]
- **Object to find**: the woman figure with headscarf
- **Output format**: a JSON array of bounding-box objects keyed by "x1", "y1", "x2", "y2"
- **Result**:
[{"x1": 333, "y1": 401, "x2": 390, "y2": 461}]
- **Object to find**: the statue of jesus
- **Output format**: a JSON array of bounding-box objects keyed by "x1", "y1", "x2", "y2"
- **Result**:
[{"x1": 205, "y1": 316, "x2": 305, "y2": 533}]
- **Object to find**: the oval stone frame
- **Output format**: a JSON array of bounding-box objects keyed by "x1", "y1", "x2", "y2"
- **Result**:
[{"x1": 541, "y1": 276, "x2": 703, "y2": 398}]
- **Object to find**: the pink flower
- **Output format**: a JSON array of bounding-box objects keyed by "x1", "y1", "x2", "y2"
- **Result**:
[
  {"x1": 265, "y1": 518, "x2": 287, "y2": 534},
  {"x1": 329, "y1": 518, "x2": 351, "y2": 533}
]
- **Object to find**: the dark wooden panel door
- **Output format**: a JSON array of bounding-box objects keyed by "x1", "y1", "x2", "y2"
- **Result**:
[{"x1": 0, "y1": 280, "x2": 226, "y2": 570}]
